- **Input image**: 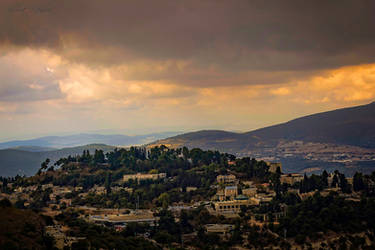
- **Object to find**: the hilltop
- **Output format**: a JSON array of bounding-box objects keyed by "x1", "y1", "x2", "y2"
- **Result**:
[
  {"x1": 2, "y1": 145, "x2": 375, "y2": 249},
  {"x1": 0, "y1": 144, "x2": 117, "y2": 177},
  {"x1": 0, "y1": 132, "x2": 180, "y2": 149},
  {"x1": 245, "y1": 101, "x2": 375, "y2": 148},
  {"x1": 152, "y1": 102, "x2": 375, "y2": 174},
  {"x1": 0, "y1": 131, "x2": 180, "y2": 177}
]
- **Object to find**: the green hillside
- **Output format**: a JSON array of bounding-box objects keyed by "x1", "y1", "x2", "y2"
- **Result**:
[{"x1": 0, "y1": 144, "x2": 117, "y2": 177}]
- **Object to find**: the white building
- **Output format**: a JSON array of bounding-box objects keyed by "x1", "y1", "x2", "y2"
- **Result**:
[{"x1": 123, "y1": 173, "x2": 166, "y2": 182}]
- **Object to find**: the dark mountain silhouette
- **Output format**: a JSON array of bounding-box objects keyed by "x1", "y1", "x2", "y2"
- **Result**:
[
  {"x1": 0, "y1": 132, "x2": 180, "y2": 177},
  {"x1": 151, "y1": 102, "x2": 375, "y2": 174},
  {"x1": 2, "y1": 103, "x2": 375, "y2": 176},
  {"x1": 0, "y1": 144, "x2": 117, "y2": 177},
  {"x1": 0, "y1": 132, "x2": 180, "y2": 149},
  {"x1": 245, "y1": 101, "x2": 375, "y2": 148},
  {"x1": 155, "y1": 102, "x2": 375, "y2": 151}
]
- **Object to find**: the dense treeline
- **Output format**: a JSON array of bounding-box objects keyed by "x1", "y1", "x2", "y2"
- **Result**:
[
  {"x1": 234, "y1": 157, "x2": 270, "y2": 182},
  {"x1": 276, "y1": 193, "x2": 375, "y2": 243},
  {"x1": 19, "y1": 146, "x2": 273, "y2": 209},
  {"x1": 297, "y1": 170, "x2": 375, "y2": 195}
]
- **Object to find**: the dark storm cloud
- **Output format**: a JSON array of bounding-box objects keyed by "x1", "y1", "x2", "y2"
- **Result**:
[{"x1": 1, "y1": 0, "x2": 375, "y2": 85}]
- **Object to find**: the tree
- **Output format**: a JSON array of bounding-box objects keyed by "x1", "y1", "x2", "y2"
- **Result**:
[
  {"x1": 182, "y1": 147, "x2": 189, "y2": 159},
  {"x1": 338, "y1": 173, "x2": 351, "y2": 193},
  {"x1": 94, "y1": 149, "x2": 105, "y2": 164},
  {"x1": 153, "y1": 231, "x2": 175, "y2": 244},
  {"x1": 40, "y1": 158, "x2": 51, "y2": 173},
  {"x1": 80, "y1": 150, "x2": 92, "y2": 164},
  {"x1": 270, "y1": 173, "x2": 282, "y2": 197},
  {"x1": 322, "y1": 170, "x2": 329, "y2": 188},
  {"x1": 353, "y1": 172, "x2": 364, "y2": 192},
  {"x1": 331, "y1": 174, "x2": 339, "y2": 188},
  {"x1": 158, "y1": 193, "x2": 170, "y2": 209},
  {"x1": 299, "y1": 174, "x2": 309, "y2": 193},
  {"x1": 157, "y1": 209, "x2": 180, "y2": 237},
  {"x1": 105, "y1": 173, "x2": 111, "y2": 195}
]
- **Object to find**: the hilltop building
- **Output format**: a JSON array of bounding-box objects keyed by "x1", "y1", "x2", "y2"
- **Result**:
[
  {"x1": 123, "y1": 173, "x2": 166, "y2": 182},
  {"x1": 89, "y1": 210, "x2": 159, "y2": 226},
  {"x1": 205, "y1": 224, "x2": 234, "y2": 235},
  {"x1": 242, "y1": 187, "x2": 257, "y2": 197},
  {"x1": 215, "y1": 189, "x2": 225, "y2": 201},
  {"x1": 280, "y1": 173, "x2": 303, "y2": 185},
  {"x1": 251, "y1": 193, "x2": 274, "y2": 205},
  {"x1": 224, "y1": 186, "x2": 238, "y2": 199},
  {"x1": 266, "y1": 162, "x2": 282, "y2": 173},
  {"x1": 214, "y1": 199, "x2": 250, "y2": 213},
  {"x1": 213, "y1": 195, "x2": 260, "y2": 213},
  {"x1": 217, "y1": 174, "x2": 236, "y2": 184}
]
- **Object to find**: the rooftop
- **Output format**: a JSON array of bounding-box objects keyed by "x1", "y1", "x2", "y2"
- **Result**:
[{"x1": 235, "y1": 195, "x2": 249, "y2": 200}]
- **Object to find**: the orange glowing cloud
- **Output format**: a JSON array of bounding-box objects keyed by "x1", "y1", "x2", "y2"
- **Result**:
[
  {"x1": 1, "y1": 47, "x2": 375, "y2": 138},
  {"x1": 290, "y1": 64, "x2": 375, "y2": 104}
]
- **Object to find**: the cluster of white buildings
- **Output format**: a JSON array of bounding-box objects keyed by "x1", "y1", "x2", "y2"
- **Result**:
[
  {"x1": 212, "y1": 174, "x2": 276, "y2": 215},
  {"x1": 88, "y1": 209, "x2": 159, "y2": 228},
  {"x1": 122, "y1": 173, "x2": 167, "y2": 182}
]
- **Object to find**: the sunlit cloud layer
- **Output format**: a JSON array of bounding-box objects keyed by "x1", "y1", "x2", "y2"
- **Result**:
[{"x1": 0, "y1": 1, "x2": 375, "y2": 140}]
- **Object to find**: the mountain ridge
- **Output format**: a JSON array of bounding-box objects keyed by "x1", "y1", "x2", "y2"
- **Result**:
[
  {"x1": 154, "y1": 102, "x2": 375, "y2": 150},
  {"x1": 151, "y1": 102, "x2": 375, "y2": 174},
  {"x1": 0, "y1": 131, "x2": 180, "y2": 149},
  {"x1": 244, "y1": 101, "x2": 375, "y2": 148},
  {"x1": 0, "y1": 144, "x2": 118, "y2": 177}
]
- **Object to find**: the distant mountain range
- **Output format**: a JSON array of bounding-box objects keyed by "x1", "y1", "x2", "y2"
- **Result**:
[
  {"x1": 245, "y1": 101, "x2": 375, "y2": 148},
  {"x1": 0, "y1": 132, "x2": 180, "y2": 177},
  {"x1": 0, "y1": 132, "x2": 180, "y2": 149},
  {"x1": 2, "y1": 103, "x2": 375, "y2": 176},
  {"x1": 0, "y1": 144, "x2": 117, "y2": 177},
  {"x1": 152, "y1": 102, "x2": 375, "y2": 175},
  {"x1": 154, "y1": 102, "x2": 375, "y2": 150}
]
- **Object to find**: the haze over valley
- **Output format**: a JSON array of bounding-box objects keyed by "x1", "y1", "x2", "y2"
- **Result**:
[
  {"x1": 1, "y1": 102, "x2": 375, "y2": 176},
  {"x1": 0, "y1": 132, "x2": 179, "y2": 176}
]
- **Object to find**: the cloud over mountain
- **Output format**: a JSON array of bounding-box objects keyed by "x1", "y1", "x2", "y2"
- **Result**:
[{"x1": 0, "y1": 0, "x2": 375, "y2": 139}]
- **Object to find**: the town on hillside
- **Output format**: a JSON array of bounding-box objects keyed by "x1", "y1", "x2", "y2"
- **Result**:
[{"x1": 1, "y1": 146, "x2": 375, "y2": 249}]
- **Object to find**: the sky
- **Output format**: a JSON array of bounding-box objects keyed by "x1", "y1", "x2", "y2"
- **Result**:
[{"x1": 1, "y1": 0, "x2": 375, "y2": 141}]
